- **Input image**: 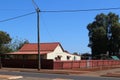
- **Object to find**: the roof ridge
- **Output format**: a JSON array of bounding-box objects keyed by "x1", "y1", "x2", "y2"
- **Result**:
[{"x1": 26, "y1": 42, "x2": 60, "y2": 44}]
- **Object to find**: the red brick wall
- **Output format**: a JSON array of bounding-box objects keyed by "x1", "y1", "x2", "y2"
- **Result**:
[{"x1": 53, "y1": 60, "x2": 120, "y2": 69}]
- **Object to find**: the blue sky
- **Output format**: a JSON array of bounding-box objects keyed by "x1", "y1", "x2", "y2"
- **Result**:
[{"x1": 0, "y1": 0, "x2": 120, "y2": 54}]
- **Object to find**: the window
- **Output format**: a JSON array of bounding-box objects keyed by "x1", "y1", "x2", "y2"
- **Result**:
[
  {"x1": 67, "y1": 56, "x2": 71, "y2": 60},
  {"x1": 55, "y1": 55, "x2": 62, "y2": 61}
]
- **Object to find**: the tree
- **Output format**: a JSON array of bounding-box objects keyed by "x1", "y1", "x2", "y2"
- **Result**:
[
  {"x1": 87, "y1": 12, "x2": 120, "y2": 59},
  {"x1": 73, "y1": 52, "x2": 79, "y2": 55},
  {"x1": 81, "y1": 53, "x2": 91, "y2": 60},
  {"x1": 0, "y1": 31, "x2": 12, "y2": 54},
  {"x1": 8, "y1": 38, "x2": 29, "y2": 52}
]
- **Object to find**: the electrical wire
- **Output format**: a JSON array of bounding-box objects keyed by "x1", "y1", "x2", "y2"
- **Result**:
[
  {"x1": 41, "y1": 7, "x2": 120, "y2": 13},
  {"x1": 41, "y1": 15, "x2": 56, "y2": 41},
  {"x1": 0, "y1": 9, "x2": 32, "y2": 11},
  {"x1": 0, "y1": 11, "x2": 36, "y2": 23},
  {"x1": 0, "y1": 7, "x2": 120, "y2": 23}
]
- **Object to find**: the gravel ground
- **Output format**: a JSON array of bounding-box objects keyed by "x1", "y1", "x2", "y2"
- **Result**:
[
  {"x1": 0, "y1": 77, "x2": 72, "y2": 80},
  {"x1": 17, "y1": 77, "x2": 51, "y2": 80},
  {"x1": 0, "y1": 77, "x2": 51, "y2": 80}
]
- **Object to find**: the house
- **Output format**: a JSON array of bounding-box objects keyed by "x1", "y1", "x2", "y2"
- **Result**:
[{"x1": 7, "y1": 42, "x2": 81, "y2": 61}]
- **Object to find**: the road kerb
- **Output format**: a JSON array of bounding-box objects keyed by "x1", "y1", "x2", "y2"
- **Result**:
[
  {"x1": 52, "y1": 78, "x2": 73, "y2": 80},
  {"x1": 0, "y1": 75, "x2": 23, "y2": 79}
]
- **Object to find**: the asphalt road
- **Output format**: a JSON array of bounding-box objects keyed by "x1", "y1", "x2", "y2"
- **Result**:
[{"x1": 0, "y1": 70, "x2": 119, "y2": 80}]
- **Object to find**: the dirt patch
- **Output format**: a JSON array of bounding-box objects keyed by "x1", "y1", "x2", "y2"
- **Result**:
[
  {"x1": 101, "y1": 73, "x2": 120, "y2": 78},
  {"x1": 71, "y1": 66, "x2": 120, "y2": 72},
  {"x1": 0, "y1": 75, "x2": 23, "y2": 79}
]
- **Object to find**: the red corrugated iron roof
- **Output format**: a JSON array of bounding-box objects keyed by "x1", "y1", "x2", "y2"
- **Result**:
[
  {"x1": 6, "y1": 42, "x2": 68, "y2": 55},
  {"x1": 19, "y1": 42, "x2": 63, "y2": 52}
]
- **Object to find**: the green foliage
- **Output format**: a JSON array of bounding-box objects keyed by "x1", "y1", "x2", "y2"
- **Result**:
[
  {"x1": 0, "y1": 31, "x2": 11, "y2": 44},
  {"x1": 81, "y1": 53, "x2": 91, "y2": 60},
  {"x1": 0, "y1": 31, "x2": 12, "y2": 54},
  {"x1": 73, "y1": 52, "x2": 79, "y2": 55},
  {"x1": 87, "y1": 12, "x2": 120, "y2": 59},
  {"x1": 0, "y1": 31, "x2": 29, "y2": 54}
]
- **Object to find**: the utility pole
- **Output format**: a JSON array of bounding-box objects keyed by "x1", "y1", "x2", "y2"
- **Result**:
[{"x1": 32, "y1": 0, "x2": 41, "y2": 70}]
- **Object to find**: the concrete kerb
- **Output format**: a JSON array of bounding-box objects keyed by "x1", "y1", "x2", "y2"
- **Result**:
[{"x1": 0, "y1": 75, "x2": 23, "y2": 79}]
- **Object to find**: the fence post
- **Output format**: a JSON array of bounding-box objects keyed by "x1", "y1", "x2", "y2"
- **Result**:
[
  {"x1": 62, "y1": 61, "x2": 64, "y2": 69},
  {"x1": 72, "y1": 61, "x2": 74, "y2": 69},
  {"x1": 79, "y1": 60, "x2": 81, "y2": 68},
  {"x1": 97, "y1": 60, "x2": 98, "y2": 67},
  {"x1": 100, "y1": 60, "x2": 102, "y2": 70},
  {"x1": 70, "y1": 61, "x2": 72, "y2": 69},
  {"x1": 87, "y1": 60, "x2": 89, "y2": 68}
]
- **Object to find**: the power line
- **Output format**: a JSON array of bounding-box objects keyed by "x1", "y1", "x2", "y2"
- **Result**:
[
  {"x1": 0, "y1": 7, "x2": 120, "y2": 12},
  {"x1": 41, "y1": 15, "x2": 56, "y2": 41},
  {"x1": 0, "y1": 11, "x2": 36, "y2": 23},
  {"x1": 0, "y1": 9, "x2": 32, "y2": 11},
  {"x1": 0, "y1": 7, "x2": 120, "y2": 23},
  {"x1": 41, "y1": 7, "x2": 120, "y2": 13}
]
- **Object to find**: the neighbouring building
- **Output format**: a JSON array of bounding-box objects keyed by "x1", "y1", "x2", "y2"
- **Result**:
[{"x1": 7, "y1": 42, "x2": 81, "y2": 61}]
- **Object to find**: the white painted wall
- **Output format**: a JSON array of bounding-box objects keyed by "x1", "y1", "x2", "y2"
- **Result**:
[{"x1": 47, "y1": 45, "x2": 81, "y2": 61}]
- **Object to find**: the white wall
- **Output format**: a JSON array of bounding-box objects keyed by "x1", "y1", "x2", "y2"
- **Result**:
[{"x1": 47, "y1": 45, "x2": 81, "y2": 61}]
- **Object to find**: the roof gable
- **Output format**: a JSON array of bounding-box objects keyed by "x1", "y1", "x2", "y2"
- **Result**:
[{"x1": 19, "y1": 42, "x2": 62, "y2": 52}]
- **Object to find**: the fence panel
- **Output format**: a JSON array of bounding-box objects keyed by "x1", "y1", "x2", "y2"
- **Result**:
[
  {"x1": 63, "y1": 61, "x2": 72, "y2": 69},
  {"x1": 80, "y1": 60, "x2": 87, "y2": 68},
  {"x1": 72, "y1": 61, "x2": 80, "y2": 68},
  {"x1": 53, "y1": 61, "x2": 63, "y2": 69}
]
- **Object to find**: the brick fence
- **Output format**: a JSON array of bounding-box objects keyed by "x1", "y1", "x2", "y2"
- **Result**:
[
  {"x1": 53, "y1": 60, "x2": 120, "y2": 69},
  {"x1": 1, "y1": 59, "x2": 120, "y2": 69}
]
